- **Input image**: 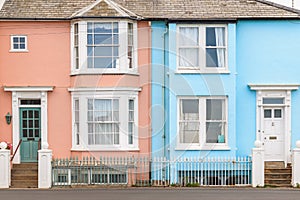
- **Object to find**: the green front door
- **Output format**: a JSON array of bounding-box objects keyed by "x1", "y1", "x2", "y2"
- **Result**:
[{"x1": 20, "y1": 107, "x2": 41, "y2": 163}]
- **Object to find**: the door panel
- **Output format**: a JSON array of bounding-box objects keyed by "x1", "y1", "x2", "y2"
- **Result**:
[
  {"x1": 20, "y1": 108, "x2": 41, "y2": 163},
  {"x1": 263, "y1": 107, "x2": 284, "y2": 161}
]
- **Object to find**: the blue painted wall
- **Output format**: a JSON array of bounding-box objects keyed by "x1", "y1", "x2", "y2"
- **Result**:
[
  {"x1": 151, "y1": 22, "x2": 238, "y2": 159},
  {"x1": 236, "y1": 20, "x2": 300, "y2": 156}
]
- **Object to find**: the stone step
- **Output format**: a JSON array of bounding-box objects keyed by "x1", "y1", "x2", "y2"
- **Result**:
[
  {"x1": 264, "y1": 168, "x2": 292, "y2": 174},
  {"x1": 265, "y1": 178, "x2": 291, "y2": 185},
  {"x1": 10, "y1": 180, "x2": 38, "y2": 188},
  {"x1": 265, "y1": 173, "x2": 291, "y2": 179},
  {"x1": 13, "y1": 163, "x2": 38, "y2": 169},
  {"x1": 11, "y1": 169, "x2": 38, "y2": 175},
  {"x1": 264, "y1": 184, "x2": 292, "y2": 188},
  {"x1": 11, "y1": 174, "x2": 38, "y2": 181}
]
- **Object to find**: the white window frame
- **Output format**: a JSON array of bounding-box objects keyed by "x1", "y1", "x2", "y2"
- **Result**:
[
  {"x1": 70, "y1": 88, "x2": 139, "y2": 151},
  {"x1": 71, "y1": 20, "x2": 138, "y2": 75},
  {"x1": 176, "y1": 96, "x2": 229, "y2": 150},
  {"x1": 10, "y1": 35, "x2": 28, "y2": 52},
  {"x1": 176, "y1": 24, "x2": 228, "y2": 74}
]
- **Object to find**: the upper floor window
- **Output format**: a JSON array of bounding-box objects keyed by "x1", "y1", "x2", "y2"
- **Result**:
[
  {"x1": 10, "y1": 35, "x2": 28, "y2": 52},
  {"x1": 177, "y1": 25, "x2": 227, "y2": 73},
  {"x1": 72, "y1": 21, "x2": 137, "y2": 74}
]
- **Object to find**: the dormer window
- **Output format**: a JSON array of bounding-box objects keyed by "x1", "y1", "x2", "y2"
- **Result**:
[{"x1": 71, "y1": 21, "x2": 137, "y2": 74}]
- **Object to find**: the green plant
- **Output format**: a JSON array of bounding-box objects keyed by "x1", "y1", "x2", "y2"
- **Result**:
[{"x1": 186, "y1": 182, "x2": 200, "y2": 187}]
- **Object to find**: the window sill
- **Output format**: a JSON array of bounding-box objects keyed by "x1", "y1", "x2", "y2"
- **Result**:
[
  {"x1": 175, "y1": 144, "x2": 230, "y2": 151},
  {"x1": 70, "y1": 70, "x2": 139, "y2": 76},
  {"x1": 176, "y1": 68, "x2": 230, "y2": 74},
  {"x1": 9, "y1": 49, "x2": 29, "y2": 53}
]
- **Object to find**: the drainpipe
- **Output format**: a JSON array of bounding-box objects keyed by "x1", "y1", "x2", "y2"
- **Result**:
[{"x1": 162, "y1": 22, "x2": 169, "y2": 159}]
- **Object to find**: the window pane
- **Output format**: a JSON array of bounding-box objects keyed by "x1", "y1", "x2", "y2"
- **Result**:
[
  {"x1": 20, "y1": 37, "x2": 25, "y2": 43},
  {"x1": 179, "y1": 122, "x2": 199, "y2": 143},
  {"x1": 206, "y1": 48, "x2": 225, "y2": 67},
  {"x1": 94, "y1": 23, "x2": 112, "y2": 33},
  {"x1": 264, "y1": 109, "x2": 272, "y2": 118},
  {"x1": 113, "y1": 34, "x2": 119, "y2": 44},
  {"x1": 13, "y1": 37, "x2": 19, "y2": 43},
  {"x1": 94, "y1": 34, "x2": 112, "y2": 44},
  {"x1": 20, "y1": 44, "x2": 25, "y2": 49},
  {"x1": 179, "y1": 48, "x2": 199, "y2": 67},
  {"x1": 263, "y1": 98, "x2": 284, "y2": 104},
  {"x1": 206, "y1": 122, "x2": 223, "y2": 143},
  {"x1": 206, "y1": 27, "x2": 225, "y2": 46},
  {"x1": 13, "y1": 44, "x2": 19, "y2": 49},
  {"x1": 274, "y1": 109, "x2": 282, "y2": 118},
  {"x1": 206, "y1": 99, "x2": 224, "y2": 120},
  {"x1": 87, "y1": 34, "x2": 93, "y2": 44},
  {"x1": 181, "y1": 99, "x2": 199, "y2": 120},
  {"x1": 94, "y1": 47, "x2": 112, "y2": 56},
  {"x1": 179, "y1": 27, "x2": 199, "y2": 46},
  {"x1": 94, "y1": 58, "x2": 112, "y2": 68}
]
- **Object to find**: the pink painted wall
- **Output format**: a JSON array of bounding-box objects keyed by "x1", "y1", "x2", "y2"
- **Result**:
[
  {"x1": 0, "y1": 21, "x2": 151, "y2": 159},
  {"x1": 0, "y1": 21, "x2": 72, "y2": 158}
]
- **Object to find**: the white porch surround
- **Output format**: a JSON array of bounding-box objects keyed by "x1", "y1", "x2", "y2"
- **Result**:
[
  {"x1": 0, "y1": 149, "x2": 10, "y2": 188},
  {"x1": 249, "y1": 84, "x2": 300, "y2": 165},
  {"x1": 292, "y1": 141, "x2": 300, "y2": 187},
  {"x1": 4, "y1": 86, "x2": 53, "y2": 164},
  {"x1": 252, "y1": 141, "x2": 264, "y2": 187}
]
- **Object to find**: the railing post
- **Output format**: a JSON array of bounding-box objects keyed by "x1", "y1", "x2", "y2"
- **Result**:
[
  {"x1": 38, "y1": 149, "x2": 52, "y2": 188},
  {"x1": 292, "y1": 140, "x2": 300, "y2": 187},
  {"x1": 0, "y1": 147, "x2": 10, "y2": 188},
  {"x1": 252, "y1": 140, "x2": 264, "y2": 187}
]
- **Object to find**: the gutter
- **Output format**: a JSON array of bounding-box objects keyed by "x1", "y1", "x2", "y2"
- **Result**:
[{"x1": 162, "y1": 22, "x2": 168, "y2": 159}]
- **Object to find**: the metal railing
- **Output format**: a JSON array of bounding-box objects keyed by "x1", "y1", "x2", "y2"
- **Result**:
[
  {"x1": 52, "y1": 156, "x2": 150, "y2": 186},
  {"x1": 10, "y1": 139, "x2": 22, "y2": 161},
  {"x1": 152, "y1": 156, "x2": 252, "y2": 186},
  {"x1": 52, "y1": 156, "x2": 252, "y2": 187}
]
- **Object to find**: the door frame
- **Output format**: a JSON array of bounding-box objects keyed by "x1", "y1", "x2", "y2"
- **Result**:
[
  {"x1": 4, "y1": 87, "x2": 53, "y2": 164},
  {"x1": 249, "y1": 84, "x2": 299, "y2": 165}
]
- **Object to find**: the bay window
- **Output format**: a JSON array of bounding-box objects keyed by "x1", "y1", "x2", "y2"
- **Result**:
[
  {"x1": 178, "y1": 97, "x2": 228, "y2": 150},
  {"x1": 177, "y1": 24, "x2": 227, "y2": 73},
  {"x1": 71, "y1": 21, "x2": 137, "y2": 74},
  {"x1": 71, "y1": 90, "x2": 139, "y2": 150}
]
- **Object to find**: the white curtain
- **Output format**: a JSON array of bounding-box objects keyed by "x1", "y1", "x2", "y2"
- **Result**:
[
  {"x1": 179, "y1": 27, "x2": 199, "y2": 67},
  {"x1": 215, "y1": 27, "x2": 225, "y2": 68}
]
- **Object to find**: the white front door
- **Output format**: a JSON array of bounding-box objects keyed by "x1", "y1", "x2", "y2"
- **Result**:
[{"x1": 263, "y1": 107, "x2": 285, "y2": 161}]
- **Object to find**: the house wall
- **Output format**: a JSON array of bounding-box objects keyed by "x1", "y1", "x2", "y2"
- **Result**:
[
  {"x1": 151, "y1": 22, "x2": 237, "y2": 159},
  {"x1": 236, "y1": 20, "x2": 300, "y2": 156},
  {"x1": 0, "y1": 21, "x2": 72, "y2": 158}
]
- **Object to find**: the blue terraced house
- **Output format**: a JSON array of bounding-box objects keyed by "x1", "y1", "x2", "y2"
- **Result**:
[{"x1": 150, "y1": 0, "x2": 300, "y2": 185}]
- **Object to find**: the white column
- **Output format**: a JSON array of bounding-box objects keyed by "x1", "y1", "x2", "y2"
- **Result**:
[
  {"x1": 252, "y1": 140, "x2": 264, "y2": 187},
  {"x1": 0, "y1": 148, "x2": 10, "y2": 188},
  {"x1": 38, "y1": 149, "x2": 52, "y2": 188},
  {"x1": 292, "y1": 140, "x2": 300, "y2": 187}
]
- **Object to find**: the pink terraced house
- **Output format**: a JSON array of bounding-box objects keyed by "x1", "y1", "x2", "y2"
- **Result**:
[{"x1": 0, "y1": 0, "x2": 151, "y2": 187}]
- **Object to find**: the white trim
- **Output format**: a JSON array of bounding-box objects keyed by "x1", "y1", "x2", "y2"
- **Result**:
[
  {"x1": 10, "y1": 35, "x2": 28, "y2": 52},
  {"x1": 5, "y1": 89, "x2": 52, "y2": 164},
  {"x1": 249, "y1": 84, "x2": 300, "y2": 91},
  {"x1": 4, "y1": 86, "x2": 54, "y2": 92},
  {"x1": 253, "y1": 88, "x2": 298, "y2": 165},
  {"x1": 70, "y1": 20, "x2": 138, "y2": 74},
  {"x1": 68, "y1": 87, "x2": 141, "y2": 92},
  {"x1": 70, "y1": 89, "x2": 139, "y2": 151},
  {"x1": 176, "y1": 24, "x2": 228, "y2": 73},
  {"x1": 176, "y1": 96, "x2": 229, "y2": 150},
  {"x1": 71, "y1": 0, "x2": 139, "y2": 18}
]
